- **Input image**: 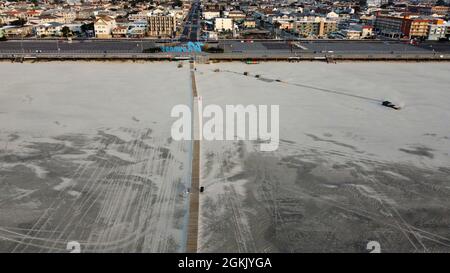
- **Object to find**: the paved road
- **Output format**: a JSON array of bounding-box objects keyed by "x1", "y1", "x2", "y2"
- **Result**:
[
  {"x1": 2, "y1": 38, "x2": 448, "y2": 54},
  {"x1": 180, "y1": 0, "x2": 201, "y2": 42},
  {"x1": 219, "y1": 40, "x2": 438, "y2": 54},
  {"x1": 1, "y1": 50, "x2": 448, "y2": 63},
  {"x1": 0, "y1": 39, "x2": 156, "y2": 53},
  {"x1": 417, "y1": 41, "x2": 450, "y2": 53},
  {"x1": 1, "y1": 39, "x2": 449, "y2": 60}
]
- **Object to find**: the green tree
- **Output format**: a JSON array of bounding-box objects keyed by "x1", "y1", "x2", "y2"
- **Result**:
[
  {"x1": 10, "y1": 18, "x2": 26, "y2": 26},
  {"x1": 0, "y1": 29, "x2": 6, "y2": 41},
  {"x1": 273, "y1": 21, "x2": 281, "y2": 29},
  {"x1": 81, "y1": 22, "x2": 94, "y2": 33},
  {"x1": 61, "y1": 26, "x2": 71, "y2": 37},
  {"x1": 172, "y1": 0, "x2": 183, "y2": 8}
]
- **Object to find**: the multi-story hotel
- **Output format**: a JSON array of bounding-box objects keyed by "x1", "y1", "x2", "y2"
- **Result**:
[
  {"x1": 374, "y1": 15, "x2": 404, "y2": 38},
  {"x1": 294, "y1": 18, "x2": 338, "y2": 38},
  {"x1": 401, "y1": 17, "x2": 434, "y2": 39},
  {"x1": 147, "y1": 15, "x2": 176, "y2": 37},
  {"x1": 375, "y1": 15, "x2": 441, "y2": 39}
]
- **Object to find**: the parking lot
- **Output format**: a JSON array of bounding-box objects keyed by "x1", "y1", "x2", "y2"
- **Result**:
[
  {"x1": 219, "y1": 40, "x2": 435, "y2": 54},
  {"x1": 417, "y1": 41, "x2": 450, "y2": 53},
  {"x1": 298, "y1": 40, "x2": 431, "y2": 53},
  {"x1": 0, "y1": 40, "x2": 157, "y2": 53},
  {"x1": 0, "y1": 39, "x2": 448, "y2": 61}
]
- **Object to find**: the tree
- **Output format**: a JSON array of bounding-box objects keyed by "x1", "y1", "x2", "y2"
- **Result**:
[
  {"x1": 272, "y1": 21, "x2": 281, "y2": 38},
  {"x1": 10, "y1": 19, "x2": 26, "y2": 27},
  {"x1": 81, "y1": 22, "x2": 94, "y2": 33},
  {"x1": 436, "y1": 0, "x2": 448, "y2": 6},
  {"x1": 61, "y1": 26, "x2": 71, "y2": 37},
  {"x1": 172, "y1": 0, "x2": 182, "y2": 8}
]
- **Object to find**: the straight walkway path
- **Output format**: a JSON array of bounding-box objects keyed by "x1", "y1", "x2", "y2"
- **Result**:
[{"x1": 186, "y1": 62, "x2": 200, "y2": 253}]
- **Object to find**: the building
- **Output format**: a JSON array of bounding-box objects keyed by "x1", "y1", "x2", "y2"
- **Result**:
[
  {"x1": 129, "y1": 11, "x2": 151, "y2": 22},
  {"x1": 339, "y1": 29, "x2": 362, "y2": 39},
  {"x1": 25, "y1": 10, "x2": 42, "y2": 20},
  {"x1": 401, "y1": 17, "x2": 434, "y2": 39},
  {"x1": 375, "y1": 15, "x2": 439, "y2": 39},
  {"x1": 147, "y1": 15, "x2": 176, "y2": 37},
  {"x1": 278, "y1": 21, "x2": 295, "y2": 30},
  {"x1": 428, "y1": 20, "x2": 449, "y2": 40},
  {"x1": 416, "y1": 6, "x2": 450, "y2": 16},
  {"x1": 112, "y1": 25, "x2": 128, "y2": 38},
  {"x1": 293, "y1": 18, "x2": 338, "y2": 38},
  {"x1": 77, "y1": 9, "x2": 96, "y2": 20},
  {"x1": 334, "y1": 24, "x2": 373, "y2": 40},
  {"x1": 94, "y1": 15, "x2": 116, "y2": 38},
  {"x1": 361, "y1": 25, "x2": 374, "y2": 38},
  {"x1": 243, "y1": 19, "x2": 256, "y2": 29},
  {"x1": 34, "y1": 22, "x2": 64, "y2": 37},
  {"x1": 64, "y1": 23, "x2": 82, "y2": 35},
  {"x1": 214, "y1": 18, "x2": 233, "y2": 32},
  {"x1": 56, "y1": 11, "x2": 77, "y2": 23},
  {"x1": 326, "y1": 11, "x2": 339, "y2": 19},
  {"x1": 428, "y1": 23, "x2": 445, "y2": 40},
  {"x1": 128, "y1": 20, "x2": 148, "y2": 38},
  {"x1": 367, "y1": 0, "x2": 389, "y2": 7},
  {"x1": 202, "y1": 9, "x2": 220, "y2": 20},
  {"x1": 227, "y1": 10, "x2": 246, "y2": 21},
  {"x1": 318, "y1": 20, "x2": 338, "y2": 38},
  {"x1": 202, "y1": 30, "x2": 218, "y2": 40},
  {"x1": 431, "y1": 6, "x2": 450, "y2": 15},
  {"x1": 37, "y1": 15, "x2": 66, "y2": 24},
  {"x1": 446, "y1": 23, "x2": 450, "y2": 40},
  {"x1": 269, "y1": 14, "x2": 297, "y2": 25},
  {"x1": 374, "y1": 15, "x2": 403, "y2": 38},
  {"x1": 0, "y1": 25, "x2": 33, "y2": 38},
  {"x1": 360, "y1": 15, "x2": 376, "y2": 25},
  {"x1": 168, "y1": 8, "x2": 185, "y2": 23},
  {"x1": 0, "y1": 14, "x2": 18, "y2": 25}
]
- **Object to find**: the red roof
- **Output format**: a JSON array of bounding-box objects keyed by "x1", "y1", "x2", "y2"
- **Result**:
[{"x1": 6, "y1": 11, "x2": 20, "y2": 15}]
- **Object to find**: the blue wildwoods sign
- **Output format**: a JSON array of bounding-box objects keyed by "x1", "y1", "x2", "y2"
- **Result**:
[{"x1": 161, "y1": 42, "x2": 204, "y2": 53}]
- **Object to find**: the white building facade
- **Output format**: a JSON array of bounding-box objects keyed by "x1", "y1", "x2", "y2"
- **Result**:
[{"x1": 214, "y1": 18, "x2": 233, "y2": 31}]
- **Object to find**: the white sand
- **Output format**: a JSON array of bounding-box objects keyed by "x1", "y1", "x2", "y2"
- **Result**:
[
  {"x1": 195, "y1": 62, "x2": 450, "y2": 252},
  {"x1": 0, "y1": 62, "x2": 192, "y2": 252},
  {"x1": 196, "y1": 62, "x2": 450, "y2": 167}
]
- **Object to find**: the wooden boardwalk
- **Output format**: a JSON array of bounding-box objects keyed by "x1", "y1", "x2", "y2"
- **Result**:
[
  {"x1": 191, "y1": 71, "x2": 198, "y2": 97},
  {"x1": 186, "y1": 139, "x2": 200, "y2": 252},
  {"x1": 186, "y1": 63, "x2": 200, "y2": 253}
]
